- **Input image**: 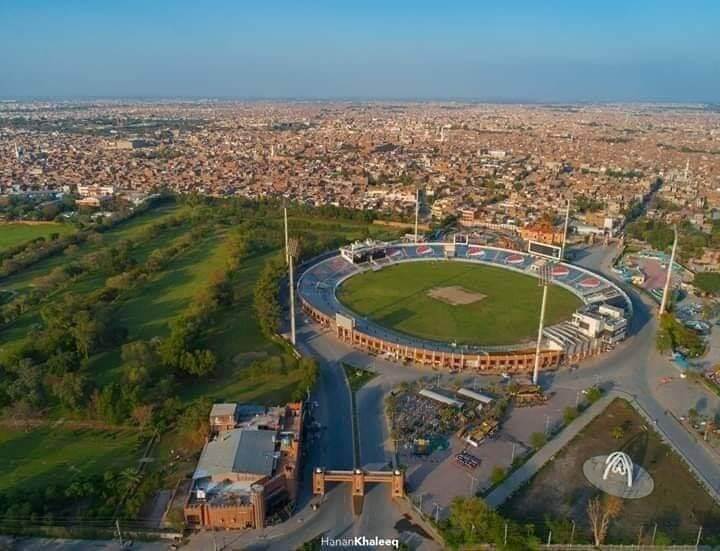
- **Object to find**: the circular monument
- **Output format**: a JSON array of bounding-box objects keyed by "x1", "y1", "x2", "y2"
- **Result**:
[{"x1": 583, "y1": 451, "x2": 654, "y2": 499}]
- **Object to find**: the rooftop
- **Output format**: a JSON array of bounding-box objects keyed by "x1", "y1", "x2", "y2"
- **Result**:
[{"x1": 193, "y1": 428, "x2": 277, "y2": 481}]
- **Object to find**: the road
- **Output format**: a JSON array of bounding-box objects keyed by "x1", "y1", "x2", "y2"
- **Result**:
[{"x1": 188, "y1": 242, "x2": 720, "y2": 550}]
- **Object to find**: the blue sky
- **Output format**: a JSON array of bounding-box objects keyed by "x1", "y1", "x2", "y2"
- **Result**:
[{"x1": 1, "y1": 0, "x2": 718, "y2": 101}]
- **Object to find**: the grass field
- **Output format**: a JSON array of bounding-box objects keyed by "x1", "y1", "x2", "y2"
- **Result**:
[
  {"x1": 0, "y1": 204, "x2": 405, "y2": 519},
  {"x1": 0, "y1": 222, "x2": 75, "y2": 252},
  {"x1": 1, "y1": 204, "x2": 181, "y2": 292},
  {"x1": 0, "y1": 426, "x2": 141, "y2": 492},
  {"x1": 501, "y1": 399, "x2": 720, "y2": 544},
  {"x1": 337, "y1": 261, "x2": 581, "y2": 346}
]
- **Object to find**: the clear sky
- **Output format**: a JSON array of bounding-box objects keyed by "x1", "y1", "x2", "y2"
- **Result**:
[{"x1": 1, "y1": 0, "x2": 718, "y2": 102}]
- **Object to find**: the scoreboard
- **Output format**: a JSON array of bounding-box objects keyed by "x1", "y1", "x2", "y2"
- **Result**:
[{"x1": 528, "y1": 240, "x2": 562, "y2": 260}]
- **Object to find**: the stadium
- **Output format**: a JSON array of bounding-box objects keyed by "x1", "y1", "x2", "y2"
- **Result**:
[{"x1": 297, "y1": 237, "x2": 632, "y2": 373}]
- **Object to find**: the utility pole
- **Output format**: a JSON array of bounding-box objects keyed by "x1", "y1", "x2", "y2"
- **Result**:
[
  {"x1": 467, "y1": 473, "x2": 477, "y2": 495},
  {"x1": 283, "y1": 207, "x2": 290, "y2": 265},
  {"x1": 659, "y1": 224, "x2": 678, "y2": 316},
  {"x1": 414, "y1": 187, "x2": 420, "y2": 243},
  {"x1": 532, "y1": 264, "x2": 552, "y2": 385},
  {"x1": 115, "y1": 519, "x2": 123, "y2": 547},
  {"x1": 288, "y1": 237, "x2": 299, "y2": 346},
  {"x1": 560, "y1": 199, "x2": 570, "y2": 260}
]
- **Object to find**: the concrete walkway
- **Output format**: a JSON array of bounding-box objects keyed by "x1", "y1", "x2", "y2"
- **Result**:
[
  {"x1": 485, "y1": 392, "x2": 615, "y2": 507},
  {"x1": 486, "y1": 388, "x2": 720, "y2": 508}
]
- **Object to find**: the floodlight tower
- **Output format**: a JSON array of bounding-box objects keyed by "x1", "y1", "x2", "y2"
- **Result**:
[
  {"x1": 659, "y1": 225, "x2": 678, "y2": 316},
  {"x1": 283, "y1": 207, "x2": 290, "y2": 265},
  {"x1": 560, "y1": 200, "x2": 570, "y2": 260},
  {"x1": 532, "y1": 264, "x2": 552, "y2": 385},
  {"x1": 414, "y1": 187, "x2": 420, "y2": 243},
  {"x1": 288, "y1": 237, "x2": 299, "y2": 346}
]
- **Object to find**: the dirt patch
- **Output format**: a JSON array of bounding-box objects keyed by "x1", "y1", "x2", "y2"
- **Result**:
[{"x1": 427, "y1": 285, "x2": 486, "y2": 306}]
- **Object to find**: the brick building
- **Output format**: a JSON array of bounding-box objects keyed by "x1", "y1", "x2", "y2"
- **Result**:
[{"x1": 184, "y1": 402, "x2": 304, "y2": 530}]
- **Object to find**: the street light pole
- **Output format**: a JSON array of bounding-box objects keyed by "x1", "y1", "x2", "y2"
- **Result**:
[
  {"x1": 659, "y1": 224, "x2": 678, "y2": 316},
  {"x1": 532, "y1": 264, "x2": 552, "y2": 385}
]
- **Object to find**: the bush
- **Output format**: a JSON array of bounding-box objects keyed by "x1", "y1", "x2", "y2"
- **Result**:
[
  {"x1": 585, "y1": 386, "x2": 603, "y2": 404},
  {"x1": 563, "y1": 406, "x2": 579, "y2": 424},
  {"x1": 490, "y1": 466, "x2": 506, "y2": 486},
  {"x1": 530, "y1": 431, "x2": 547, "y2": 449}
]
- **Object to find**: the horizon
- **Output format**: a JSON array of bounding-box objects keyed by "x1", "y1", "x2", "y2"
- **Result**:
[
  {"x1": 2, "y1": 96, "x2": 718, "y2": 106},
  {"x1": 1, "y1": 1, "x2": 719, "y2": 102}
]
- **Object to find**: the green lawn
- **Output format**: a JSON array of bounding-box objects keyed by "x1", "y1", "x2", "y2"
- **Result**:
[
  {"x1": 0, "y1": 426, "x2": 141, "y2": 492},
  {"x1": 0, "y1": 222, "x2": 75, "y2": 253},
  {"x1": 90, "y1": 230, "x2": 232, "y2": 385},
  {"x1": 343, "y1": 363, "x2": 377, "y2": 392},
  {"x1": 0, "y1": 218, "x2": 191, "y2": 351},
  {"x1": 338, "y1": 261, "x2": 581, "y2": 346},
  {"x1": 1, "y1": 203, "x2": 182, "y2": 292}
]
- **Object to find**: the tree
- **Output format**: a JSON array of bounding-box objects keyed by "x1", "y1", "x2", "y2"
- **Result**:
[
  {"x1": 441, "y1": 496, "x2": 539, "y2": 549},
  {"x1": 530, "y1": 431, "x2": 547, "y2": 449},
  {"x1": 131, "y1": 404, "x2": 154, "y2": 429},
  {"x1": 611, "y1": 426, "x2": 625, "y2": 440},
  {"x1": 71, "y1": 310, "x2": 100, "y2": 359},
  {"x1": 490, "y1": 466, "x2": 506, "y2": 486},
  {"x1": 177, "y1": 398, "x2": 212, "y2": 449},
  {"x1": 51, "y1": 372, "x2": 87, "y2": 410},
  {"x1": 563, "y1": 406, "x2": 579, "y2": 424},
  {"x1": 585, "y1": 386, "x2": 603, "y2": 404},
  {"x1": 587, "y1": 495, "x2": 623, "y2": 546}
]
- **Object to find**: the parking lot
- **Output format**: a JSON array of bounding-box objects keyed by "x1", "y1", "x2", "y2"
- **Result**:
[{"x1": 405, "y1": 385, "x2": 579, "y2": 519}]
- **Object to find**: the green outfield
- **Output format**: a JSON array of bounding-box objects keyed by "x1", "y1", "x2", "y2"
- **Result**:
[{"x1": 337, "y1": 261, "x2": 582, "y2": 346}]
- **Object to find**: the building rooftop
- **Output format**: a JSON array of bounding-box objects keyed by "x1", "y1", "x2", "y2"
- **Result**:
[
  {"x1": 210, "y1": 403, "x2": 238, "y2": 418},
  {"x1": 193, "y1": 428, "x2": 277, "y2": 481}
]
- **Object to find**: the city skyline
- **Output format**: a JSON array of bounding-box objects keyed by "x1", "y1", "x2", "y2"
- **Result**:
[{"x1": 1, "y1": 0, "x2": 719, "y2": 102}]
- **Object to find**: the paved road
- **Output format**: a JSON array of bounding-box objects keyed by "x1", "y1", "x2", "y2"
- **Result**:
[{"x1": 551, "y1": 244, "x2": 720, "y2": 495}]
